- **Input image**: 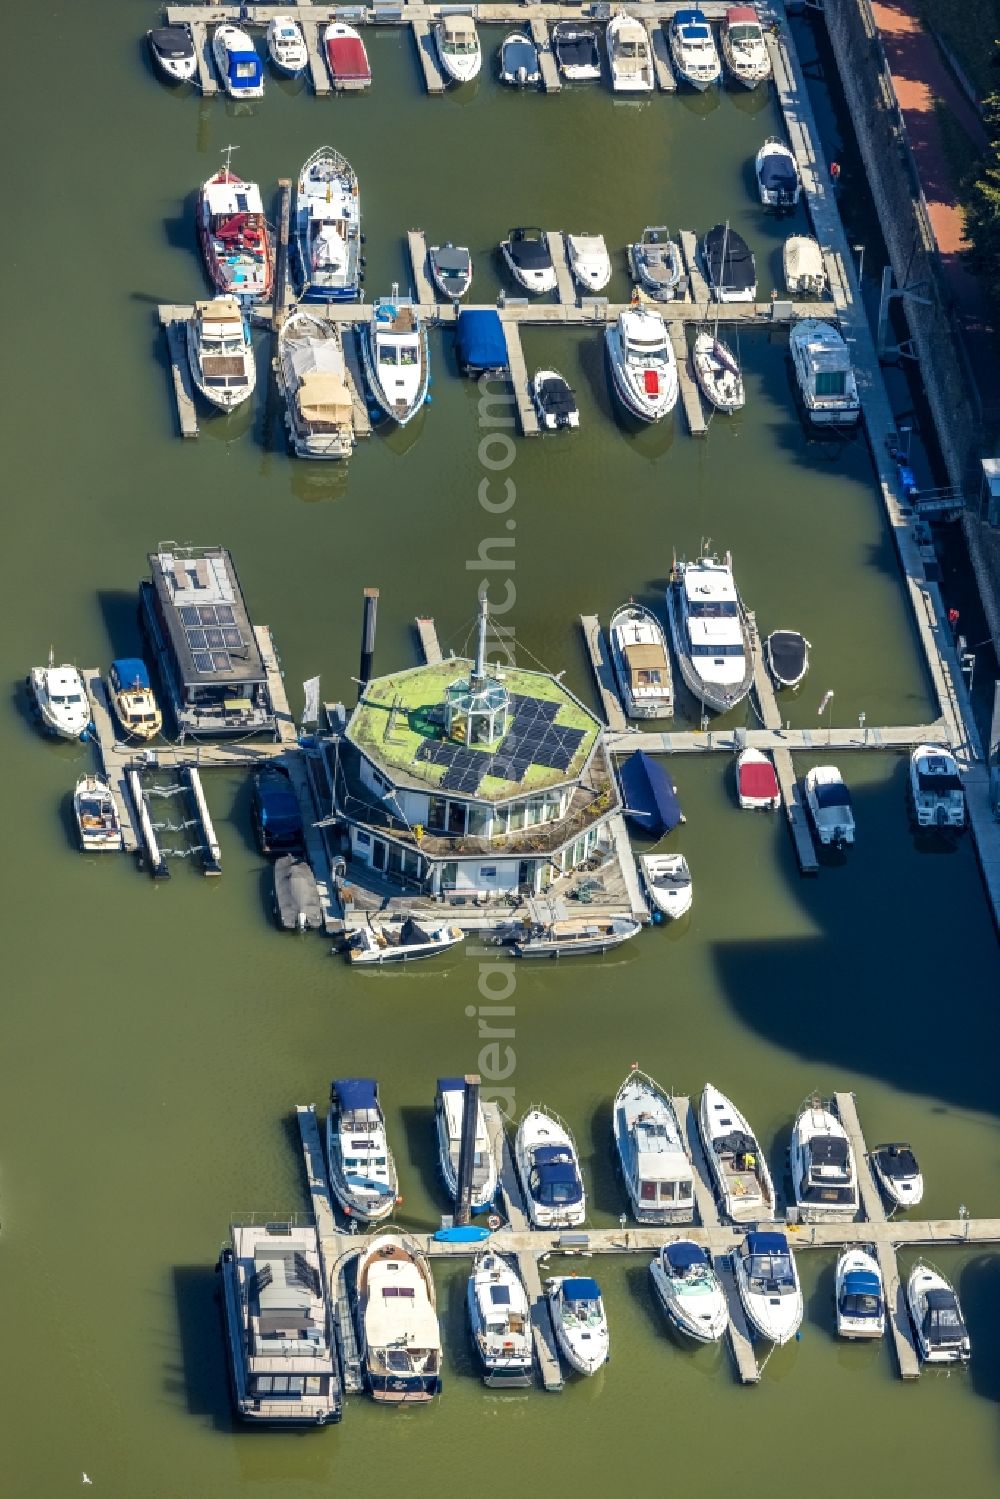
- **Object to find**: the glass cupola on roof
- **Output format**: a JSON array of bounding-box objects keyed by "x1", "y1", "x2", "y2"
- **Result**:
[{"x1": 443, "y1": 599, "x2": 510, "y2": 746}]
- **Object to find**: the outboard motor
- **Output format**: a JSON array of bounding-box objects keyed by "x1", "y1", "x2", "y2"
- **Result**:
[{"x1": 517, "y1": 64, "x2": 526, "y2": 86}]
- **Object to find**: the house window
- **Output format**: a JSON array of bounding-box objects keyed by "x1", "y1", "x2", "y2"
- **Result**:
[
  {"x1": 403, "y1": 850, "x2": 420, "y2": 878},
  {"x1": 372, "y1": 840, "x2": 386, "y2": 872},
  {"x1": 356, "y1": 831, "x2": 371, "y2": 847},
  {"x1": 441, "y1": 862, "x2": 458, "y2": 890},
  {"x1": 447, "y1": 801, "x2": 467, "y2": 836},
  {"x1": 428, "y1": 797, "x2": 447, "y2": 832},
  {"x1": 480, "y1": 866, "x2": 497, "y2": 879},
  {"x1": 387, "y1": 844, "x2": 403, "y2": 875},
  {"x1": 508, "y1": 802, "x2": 525, "y2": 832},
  {"x1": 468, "y1": 806, "x2": 491, "y2": 838}
]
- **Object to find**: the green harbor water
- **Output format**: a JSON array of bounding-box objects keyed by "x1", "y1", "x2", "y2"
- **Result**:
[{"x1": 1, "y1": 8, "x2": 998, "y2": 1496}]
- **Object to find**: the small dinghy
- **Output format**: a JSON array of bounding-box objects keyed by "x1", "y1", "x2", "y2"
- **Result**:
[
  {"x1": 790, "y1": 1096, "x2": 859, "y2": 1222},
  {"x1": 74, "y1": 775, "x2": 123, "y2": 852},
  {"x1": 435, "y1": 1078, "x2": 499, "y2": 1212},
  {"x1": 323, "y1": 22, "x2": 371, "y2": 88},
  {"x1": 515, "y1": 1106, "x2": 586, "y2": 1228},
  {"x1": 765, "y1": 629, "x2": 810, "y2": 689},
  {"x1": 737, "y1": 747, "x2": 780, "y2": 810},
  {"x1": 147, "y1": 24, "x2": 197, "y2": 84},
  {"x1": 273, "y1": 855, "x2": 323, "y2": 931},
  {"x1": 348, "y1": 915, "x2": 464, "y2": 965},
  {"x1": 692, "y1": 330, "x2": 744, "y2": 413},
  {"x1": 499, "y1": 32, "x2": 541, "y2": 87},
  {"x1": 361, "y1": 290, "x2": 430, "y2": 427},
  {"x1": 804, "y1": 765, "x2": 855, "y2": 847},
  {"x1": 213, "y1": 25, "x2": 264, "y2": 99},
  {"x1": 702, "y1": 224, "x2": 756, "y2": 304},
  {"x1": 108, "y1": 658, "x2": 161, "y2": 741},
  {"x1": 428, "y1": 243, "x2": 473, "y2": 301},
  {"x1": 501, "y1": 227, "x2": 556, "y2": 294},
  {"x1": 467, "y1": 1253, "x2": 533, "y2": 1386},
  {"x1": 567, "y1": 233, "x2": 612, "y2": 292},
  {"x1": 547, "y1": 1277, "x2": 609, "y2": 1374},
  {"x1": 186, "y1": 297, "x2": 255, "y2": 412},
  {"x1": 641, "y1": 854, "x2": 693, "y2": 920},
  {"x1": 612, "y1": 1067, "x2": 694, "y2": 1222},
  {"x1": 266, "y1": 15, "x2": 308, "y2": 76},
  {"x1": 553, "y1": 22, "x2": 601, "y2": 81},
  {"x1": 531, "y1": 370, "x2": 579, "y2": 430},
  {"x1": 783, "y1": 235, "x2": 827, "y2": 296},
  {"x1": 909, "y1": 745, "x2": 965, "y2": 829},
  {"x1": 325, "y1": 1078, "x2": 398, "y2": 1223},
  {"x1": 669, "y1": 8, "x2": 722, "y2": 90},
  {"x1": 609, "y1": 601, "x2": 674, "y2": 718},
  {"x1": 606, "y1": 308, "x2": 678, "y2": 422},
  {"x1": 907, "y1": 1264, "x2": 970, "y2": 1365},
  {"x1": 29, "y1": 657, "x2": 89, "y2": 739},
  {"x1": 836, "y1": 1248, "x2": 885, "y2": 1339},
  {"x1": 755, "y1": 137, "x2": 801, "y2": 208},
  {"x1": 870, "y1": 1142, "x2": 924, "y2": 1210},
  {"x1": 498, "y1": 915, "x2": 641, "y2": 958},
  {"x1": 606, "y1": 11, "x2": 654, "y2": 92},
  {"x1": 699, "y1": 1083, "x2": 776, "y2": 1221},
  {"x1": 734, "y1": 1230, "x2": 803, "y2": 1345},
  {"x1": 435, "y1": 14, "x2": 482, "y2": 84},
  {"x1": 720, "y1": 6, "x2": 771, "y2": 88},
  {"x1": 650, "y1": 1242, "x2": 729, "y2": 1343},
  {"x1": 627, "y1": 226, "x2": 686, "y2": 302}
]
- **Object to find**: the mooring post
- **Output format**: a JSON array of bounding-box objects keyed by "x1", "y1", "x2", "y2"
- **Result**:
[
  {"x1": 359, "y1": 587, "x2": 379, "y2": 701},
  {"x1": 455, "y1": 1074, "x2": 481, "y2": 1227}
]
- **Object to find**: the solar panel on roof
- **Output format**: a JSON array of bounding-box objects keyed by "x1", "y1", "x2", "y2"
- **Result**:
[
  {"x1": 216, "y1": 604, "x2": 236, "y2": 625},
  {"x1": 193, "y1": 650, "x2": 214, "y2": 672},
  {"x1": 198, "y1": 605, "x2": 217, "y2": 625},
  {"x1": 179, "y1": 605, "x2": 200, "y2": 627},
  {"x1": 206, "y1": 628, "x2": 225, "y2": 649},
  {"x1": 222, "y1": 628, "x2": 243, "y2": 648},
  {"x1": 188, "y1": 629, "x2": 207, "y2": 651}
]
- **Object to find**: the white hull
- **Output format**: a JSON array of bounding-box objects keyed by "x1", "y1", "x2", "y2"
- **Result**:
[
  {"x1": 213, "y1": 27, "x2": 264, "y2": 98},
  {"x1": 665, "y1": 562, "x2": 753, "y2": 714},
  {"x1": 870, "y1": 1145, "x2": 924, "y2": 1210},
  {"x1": 608, "y1": 602, "x2": 673, "y2": 718},
  {"x1": 649, "y1": 1254, "x2": 728, "y2": 1343},
  {"x1": 641, "y1": 855, "x2": 692, "y2": 919},
  {"x1": 436, "y1": 23, "x2": 482, "y2": 83},
  {"x1": 907, "y1": 1263, "x2": 971, "y2": 1365},
  {"x1": 266, "y1": 18, "x2": 308, "y2": 74},
  {"x1": 324, "y1": 1090, "x2": 398, "y2": 1223},
  {"x1": 29, "y1": 665, "x2": 90, "y2": 739},
  {"x1": 467, "y1": 1253, "x2": 532, "y2": 1383},
  {"x1": 186, "y1": 309, "x2": 256, "y2": 412},
  {"x1": 547, "y1": 1279, "x2": 609, "y2": 1373},
  {"x1": 909, "y1": 744, "x2": 965, "y2": 829},
  {"x1": 804, "y1": 766, "x2": 856, "y2": 846},
  {"x1": 435, "y1": 1084, "x2": 499, "y2": 1212},
  {"x1": 755, "y1": 141, "x2": 802, "y2": 207},
  {"x1": 515, "y1": 1108, "x2": 586, "y2": 1228},
  {"x1": 567, "y1": 235, "x2": 612, "y2": 292},
  {"x1": 789, "y1": 1102, "x2": 859, "y2": 1222},
  {"x1": 361, "y1": 302, "x2": 430, "y2": 427},
  {"x1": 501, "y1": 242, "x2": 557, "y2": 296},
  {"x1": 734, "y1": 1235, "x2": 803, "y2": 1345},
  {"x1": 737, "y1": 748, "x2": 781, "y2": 811},
  {"x1": 605, "y1": 316, "x2": 678, "y2": 422},
  {"x1": 74, "y1": 775, "x2": 124, "y2": 852},
  {"x1": 836, "y1": 1248, "x2": 885, "y2": 1339},
  {"x1": 607, "y1": 14, "x2": 654, "y2": 92},
  {"x1": 349, "y1": 929, "x2": 464, "y2": 964},
  {"x1": 699, "y1": 1083, "x2": 775, "y2": 1222},
  {"x1": 692, "y1": 332, "x2": 744, "y2": 413}
]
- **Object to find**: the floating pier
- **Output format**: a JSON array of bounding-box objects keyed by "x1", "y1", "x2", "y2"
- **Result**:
[
  {"x1": 678, "y1": 230, "x2": 710, "y2": 308},
  {"x1": 608, "y1": 812, "x2": 650, "y2": 922},
  {"x1": 668, "y1": 321, "x2": 707, "y2": 437},
  {"x1": 530, "y1": 20, "x2": 562, "y2": 94},
  {"x1": 713, "y1": 1250, "x2": 760, "y2": 1384},
  {"x1": 578, "y1": 615, "x2": 627, "y2": 732},
  {"x1": 129, "y1": 769, "x2": 170, "y2": 878},
  {"x1": 407, "y1": 229, "x2": 436, "y2": 304},
  {"x1": 750, "y1": 641, "x2": 818, "y2": 874},
  {"x1": 273, "y1": 179, "x2": 292, "y2": 330},
  {"x1": 341, "y1": 327, "x2": 373, "y2": 441},
  {"x1": 645, "y1": 21, "x2": 677, "y2": 91},
  {"x1": 253, "y1": 624, "x2": 297, "y2": 747},
  {"x1": 304, "y1": 20, "x2": 331, "y2": 96},
  {"x1": 190, "y1": 21, "x2": 217, "y2": 96},
  {"x1": 546, "y1": 231, "x2": 576, "y2": 306},
  {"x1": 295, "y1": 1105, "x2": 364, "y2": 1390},
  {"x1": 183, "y1": 766, "x2": 221, "y2": 874},
  {"x1": 501, "y1": 321, "x2": 540, "y2": 436},
  {"x1": 412, "y1": 20, "x2": 447, "y2": 94},
  {"x1": 161, "y1": 313, "x2": 198, "y2": 439},
  {"x1": 415, "y1": 615, "x2": 443, "y2": 665},
  {"x1": 281, "y1": 752, "x2": 340, "y2": 934},
  {"x1": 83, "y1": 671, "x2": 139, "y2": 854}
]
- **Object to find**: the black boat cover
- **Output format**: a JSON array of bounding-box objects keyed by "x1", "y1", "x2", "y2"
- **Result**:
[
  {"x1": 150, "y1": 26, "x2": 194, "y2": 58},
  {"x1": 874, "y1": 1143, "x2": 919, "y2": 1179},
  {"x1": 432, "y1": 246, "x2": 471, "y2": 275},
  {"x1": 553, "y1": 26, "x2": 600, "y2": 67},
  {"x1": 703, "y1": 224, "x2": 756, "y2": 292},
  {"x1": 767, "y1": 630, "x2": 807, "y2": 683},
  {"x1": 758, "y1": 149, "x2": 798, "y2": 193},
  {"x1": 537, "y1": 377, "x2": 576, "y2": 418},
  {"x1": 507, "y1": 230, "x2": 551, "y2": 269}
]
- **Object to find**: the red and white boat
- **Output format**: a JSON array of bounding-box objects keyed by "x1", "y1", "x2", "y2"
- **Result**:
[
  {"x1": 197, "y1": 151, "x2": 273, "y2": 305},
  {"x1": 737, "y1": 747, "x2": 780, "y2": 810},
  {"x1": 324, "y1": 22, "x2": 372, "y2": 88}
]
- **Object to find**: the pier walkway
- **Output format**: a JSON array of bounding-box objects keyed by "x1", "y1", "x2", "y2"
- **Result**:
[
  {"x1": 414, "y1": 615, "x2": 443, "y2": 665},
  {"x1": 678, "y1": 230, "x2": 710, "y2": 308},
  {"x1": 751, "y1": 639, "x2": 818, "y2": 873},
  {"x1": 579, "y1": 615, "x2": 627, "y2": 732},
  {"x1": 407, "y1": 229, "x2": 436, "y2": 305},
  {"x1": 608, "y1": 722, "x2": 948, "y2": 756},
  {"x1": 412, "y1": 20, "x2": 447, "y2": 95},
  {"x1": 646, "y1": 20, "x2": 676, "y2": 91},
  {"x1": 160, "y1": 313, "x2": 198, "y2": 438},
  {"x1": 546, "y1": 231, "x2": 576, "y2": 305},
  {"x1": 608, "y1": 812, "x2": 650, "y2": 923},
  {"x1": 530, "y1": 20, "x2": 562, "y2": 93},
  {"x1": 84, "y1": 671, "x2": 139, "y2": 854},
  {"x1": 668, "y1": 321, "x2": 707, "y2": 437},
  {"x1": 502, "y1": 319, "x2": 540, "y2": 436}
]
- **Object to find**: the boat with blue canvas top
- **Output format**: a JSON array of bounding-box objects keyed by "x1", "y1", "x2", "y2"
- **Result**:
[
  {"x1": 325, "y1": 1078, "x2": 398, "y2": 1223},
  {"x1": 455, "y1": 309, "x2": 508, "y2": 376},
  {"x1": 546, "y1": 1276, "x2": 609, "y2": 1374},
  {"x1": 434, "y1": 1078, "x2": 498, "y2": 1212},
  {"x1": 835, "y1": 1248, "x2": 884, "y2": 1339},
  {"x1": 253, "y1": 766, "x2": 304, "y2": 855},
  {"x1": 619, "y1": 750, "x2": 683, "y2": 837},
  {"x1": 515, "y1": 1106, "x2": 586, "y2": 1228},
  {"x1": 108, "y1": 658, "x2": 162, "y2": 741},
  {"x1": 613, "y1": 1067, "x2": 694, "y2": 1223},
  {"x1": 669, "y1": 9, "x2": 722, "y2": 90},
  {"x1": 733, "y1": 1229, "x2": 803, "y2": 1344},
  {"x1": 294, "y1": 147, "x2": 361, "y2": 302},
  {"x1": 650, "y1": 1240, "x2": 729, "y2": 1342},
  {"x1": 213, "y1": 25, "x2": 264, "y2": 98},
  {"x1": 755, "y1": 137, "x2": 801, "y2": 208}
]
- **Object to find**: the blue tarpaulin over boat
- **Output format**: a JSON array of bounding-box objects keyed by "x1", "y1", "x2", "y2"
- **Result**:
[
  {"x1": 334, "y1": 1078, "x2": 378, "y2": 1111},
  {"x1": 666, "y1": 1241, "x2": 708, "y2": 1271},
  {"x1": 844, "y1": 1270, "x2": 881, "y2": 1297},
  {"x1": 111, "y1": 658, "x2": 151, "y2": 691},
  {"x1": 747, "y1": 1231, "x2": 788, "y2": 1255},
  {"x1": 675, "y1": 8, "x2": 710, "y2": 37},
  {"x1": 759, "y1": 149, "x2": 798, "y2": 192},
  {"x1": 619, "y1": 750, "x2": 683, "y2": 836},
  {"x1": 562, "y1": 1278, "x2": 601, "y2": 1301},
  {"x1": 456, "y1": 310, "x2": 507, "y2": 375},
  {"x1": 228, "y1": 49, "x2": 263, "y2": 90}
]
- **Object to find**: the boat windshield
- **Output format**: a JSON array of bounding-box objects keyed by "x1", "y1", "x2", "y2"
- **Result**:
[
  {"x1": 841, "y1": 1292, "x2": 881, "y2": 1317},
  {"x1": 729, "y1": 23, "x2": 760, "y2": 44},
  {"x1": 203, "y1": 336, "x2": 245, "y2": 354},
  {"x1": 815, "y1": 370, "x2": 847, "y2": 396},
  {"x1": 688, "y1": 599, "x2": 738, "y2": 618},
  {"x1": 51, "y1": 693, "x2": 84, "y2": 705},
  {"x1": 745, "y1": 1252, "x2": 795, "y2": 1293},
  {"x1": 628, "y1": 334, "x2": 667, "y2": 354}
]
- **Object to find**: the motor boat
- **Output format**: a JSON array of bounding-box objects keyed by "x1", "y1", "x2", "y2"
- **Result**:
[
  {"x1": 197, "y1": 152, "x2": 273, "y2": 303},
  {"x1": 666, "y1": 553, "x2": 753, "y2": 714},
  {"x1": 531, "y1": 370, "x2": 579, "y2": 431},
  {"x1": 605, "y1": 308, "x2": 678, "y2": 422},
  {"x1": 650, "y1": 1242, "x2": 729, "y2": 1343},
  {"x1": 456, "y1": 308, "x2": 508, "y2": 377},
  {"x1": 702, "y1": 224, "x2": 756, "y2": 303},
  {"x1": 699, "y1": 1083, "x2": 776, "y2": 1221},
  {"x1": 783, "y1": 235, "x2": 827, "y2": 296},
  {"x1": 907, "y1": 1263, "x2": 970, "y2": 1365},
  {"x1": 547, "y1": 1277, "x2": 609, "y2": 1374},
  {"x1": 609, "y1": 602, "x2": 673, "y2": 718},
  {"x1": 108, "y1": 658, "x2": 161, "y2": 741},
  {"x1": 870, "y1": 1142, "x2": 924, "y2": 1210},
  {"x1": 428, "y1": 243, "x2": 473, "y2": 300},
  {"x1": 28, "y1": 657, "x2": 90, "y2": 739},
  {"x1": 620, "y1": 750, "x2": 685, "y2": 838},
  {"x1": 434, "y1": 1077, "x2": 499, "y2": 1211},
  {"x1": 737, "y1": 747, "x2": 780, "y2": 810},
  {"x1": 276, "y1": 309, "x2": 355, "y2": 460},
  {"x1": 435, "y1": 14, "x2": 482, "y2": 84},
  {"x1": 733, "y1": 1231, "x2": 803, "y2": 1344},
  {"x1": 325, "y1": 1078, "x2": 398, "y2": 1223},
  {"x1": 790, "y1": 319, "x2": 860, "y2": 425},
  {"x1": 789, "y1": 1096, "x2": 859, "y2": 1221},
  {"x1": 499, "y1": 32, "x2": 541, "y2": 87},
  {"x1": 186, "y1": 297, "x2": 255, "y2": 412},
  {"x1": 349, "y1": 915, "x2": 464, "y2": 964},
  {"x1": 641, "y1": 854, "x2": 692, "y2": 920},
  {"x1": 147, "y1": 24, "x2": 197, "y2": 84},
  {"x1": 212, "y1": 25, "x2": 264, "y2": 99},
  {"x1": 668, "y1": 9, "x2": 722, "y2": 90},
  {"x1": 466, "y1": 1253, "x2": 533, "y2": 1386},
  {"x1": 909, "y1": 744, "x2": 965, "y2": 829},
  {"x1": 567, "y1": 233, "x2": 612, "y2": 292},
  {"x1": 803, "y1": 765, "x2": 855, "y2": 846},
  {"x1": 295, "y1": 147, "x2": 362, "y2": 302},
  {"x1": 719, "y1": 6, "x2": 771, "y2": 87},
  {"x1": 515, "y1": 1107, "x2": 586, "y2": 1228},
  {"x1": 756, "y1": 137, "x2": 801, "y2": 208},
  {"x1": 765, "y1": 629, "x2": 810, "y2": 689},
  {"x1": 356, "y1": 1236, "x2": 443, "y2": 1400},
  {"x1": 361, "y1": 292, "x2": 430, "y2": 426},
  {"x1": 553, "y1": 22, "x2": 602, "y2": 81},
  {"x1": 498, "y1": 915, "x2": 641, "y2": 957},
  {"x1": 501, "y1": 227, "x2": 557, "y2": 294},
  {"x1": 74, "y1": 775, "x2": 123, "y2": 852},
  {"x1": 252, "y1": 766, "x2": 304, "y2": 855},
  {"x1": 323, "y1": 22, "x2": 371, "y2": 88},
  {"x1": 266, "y1": 15, "x2": 308, "y2": 75},
  {"x1": 606, "y1": 11, "x2": 654, "y2": 92},
  {"x1": 627, "y1": 226, "x2": 686, "y2": 302},
  {"x1": 273, "y1": 855, "x2": 324, "y2": 932},
  {"x1": 692, "y1": 330, "x2": 744, "y2": 412},
  {"x1": 836, "y1": 1248, "x2": 885, "y2": 1339},
  {"x1": 612, "y1": 1068, "x2": 694, "y2": 1223}
]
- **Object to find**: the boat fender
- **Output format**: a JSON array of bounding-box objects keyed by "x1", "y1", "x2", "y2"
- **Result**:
[
  {"x1": 359, "y1": 231, "x2": 366, "y2": 243},
  {"x1": 359, "y1": 256, "x2": 367, "y2": 268},
  {"x1": 424, "y1": 394, "x2": 432, "y2": 405}
]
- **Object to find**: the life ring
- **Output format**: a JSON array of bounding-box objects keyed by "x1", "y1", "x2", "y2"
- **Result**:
[{"x1": 487, "y1": 1214, "x2": 502, "y2": 1231}]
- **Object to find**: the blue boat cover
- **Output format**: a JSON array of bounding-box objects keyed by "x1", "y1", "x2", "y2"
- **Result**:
[
  {"x1": 844, "y1": 1270, "x2": 881, "y2": 1297},
  {"x1": 747, "y1": 1231, "x2": 788, "y2": 1254},
  {"x1": 667, "y1": 1241, "x2": 707, "y2": 1270},
  {"x1": 434, "y1": 1224, "x2": 491, "y2": 1242},
  {"x1": 456, "y1": 310, "x2": 507, "y2": 375},
  {"x1": 815, "y1": 780, "x2": 852, "y2": 810},
  {"x1": 674, "y1": 8, "x2": 707, "y2": 21},
  {"x1": 228, "y1": 49, "x2": 263, "y2": 89},
  {"x1": 562, "y1": 1278, "x2": 600, "y2": 1301},
  {"x1": 111, "y1": 658, "x2": 151, "y2": 691},
  {"x1": 619, "y1": 750, "x2": 683, "y2": 836},
  {"x1": 759, "y1": 150, "x2": 798, "y2": 191},
  {"x1": 437, "y1": 1077, "x2": 465, "y2": 1094},
  {"x1": 257, "y1": 772, "x2": 301, "y2": 825},
  {"x1": 334, "y1": 1078, "x2": 378, "y2": 1111},
  {"x1": 533, "y1": 1145, "x2": 572, "y2": 1166}
]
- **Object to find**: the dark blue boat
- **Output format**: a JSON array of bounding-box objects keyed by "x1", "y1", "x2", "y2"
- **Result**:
[
  {"x1": 456, "y1": 309, "x2": 508, "y2": 377},
  {"x1": 618, "y1": 750, "x2": 684, "y2": 836},
  {"x1": 252, "y1": 766, "x2": 304, "y2": 855}
]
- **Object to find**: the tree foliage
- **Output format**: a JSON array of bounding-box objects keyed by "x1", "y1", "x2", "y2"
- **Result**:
[{"x1": 965, "y1": 87, "x2": 1000, "y2": 280}]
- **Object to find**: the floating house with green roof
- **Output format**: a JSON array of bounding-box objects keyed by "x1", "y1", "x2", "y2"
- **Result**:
[{"x1": 327, "y1": 604, "x2": 620, "y2": 899}]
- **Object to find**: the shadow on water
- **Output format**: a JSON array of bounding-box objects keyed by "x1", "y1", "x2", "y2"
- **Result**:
[
  {"x1": 586, "y1": 1095, "x2": 621, "y2": 1217},
  {"x1": 169, "y1": 1265, "x2": 237, "y2": 1432},
  {"x1": 397, "y1": 1105, "x2": 444, "y2": 1225},
  {"x1": 97, "y1": 589, "x2": 143, "y2": 660},
  {"x1": 441, "y1": 1266, "x2": 480, "y2": 1385},
  {"x1": 806, "y1": 1253, "x2": 838, "y2": 1343},
  {"x1": 960, "y1": 1255, "x2": 1000, "y2": 1407}
]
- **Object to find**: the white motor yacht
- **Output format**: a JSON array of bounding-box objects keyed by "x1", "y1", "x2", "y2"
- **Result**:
[
  {"x1": 466, "y1": 1253, "x2": 533, "y2": 1386},
  {"x1": 435, "y1": 14, "x2": 482, "y2": 83},
  {"x1": 666, "y1": 553, "x2": 753, "y2": 714},
  {"x1": 499, "y1": 32, "x2": 541, "y2": 87},
  {"x1": 641, "y1": 854, "x2": 693, "y2": 920},
  {"x1": 428, "y1": 243, "x2": 473, "y2": 300},
  {"x1": 720, "y1": 6, "x2": 771, "y2": 87},
  {"x1": 28, "y1": 657, "x2": 90, "y2": 739},
  {"x1": 294, "y1": 147, "x2": 362, "y2": 303},
  {"x1": 627, "y1": 226, "x2": 686, "y2": 302},
  {"x1": 609, "y1": 601, "x2": 674, "y2": 718},
  {"x1": 147, "y1": 24, "x2": 197, "y2": 84},
  {"x1": 612, "y1": 1068, "x2": 694, "y2": 1223},
  {"x1": 515, "y1": 1106, "x2": 586, "y2": 1228},
  {"x1": 213, "y1": 25, "x2": 264, "y2": 99},
  {"x1": 501, "y1": 227, "x2": 557, "y2": 294},
  {"x1": 790, "y1": 319, "x2": 860, "y2": 426},
  {"x1": 434, "y1": 1077, "x2": 499, "y2": 1212},
  {"x1": 605, "y1": 308, "x2": 678, "y2": 421},
  {"x1": 668, "y1": 9, "x2": 722, "y2": 90},
  {"x1": 836, "y1": 1248, "x2": 885, "y2": 1339},
  {"x1": 734, "y1": 1230, "x2": 803, "y2": 1344},
  {"x1": 348, "y1": 916, "x2": 464, "y2": 964},
  {"x1": 567, "y1": 233, "x2": 612, "y2": 292},
  {"x1": 737, "y1": 747, "x2": 780, "y2": 810},
  {"x1": 870, "y1": 1142, "x2": 924, "y2": 1210},
  {"x1": 789, "y1": 1097, "x2": 859, "y2": 1222},
  {"x1": 909, "y1": 744, "x2": 965, "y2": 829},
  {"x1": 276, "y1": 309, "x2": 355, "y2": 461},
  {"x1": 755, "y1": 137, "x2": 802, "y2": 208},
  {"x1": 804, "y1": 765, "x2": 855, "y2": 846},
  {"x1": 783, "y1": 235, "x2": 827, "y2": 296},
  {"x1": 266, "y1": 15, "x2": 308, "y2": 75},
  {"x1": 650, "y1": 1242, "x2": 729, "y2": 1343},
  {"x1": 692, "y1": 330, "x2": 745, "y2": 413},
  {"x1": 74, "y1": 775, "x2": 124, "y2": 852},
  {"x1": 553, "y1": 22, "x2": 602, "y2": 81},
  {"x1": 356, "y1": 1235, "x2": 443, "y2": 1401},
  {"x1": 699, "y1": 1083, "x2": 776, "y2": 1221},
  {"x1": 531, "y1": 370, "x2": 579, "y2": 431},
  {"x1": 907, "y1": 1263, "x2": 970, "y2": 1365},
  {"x1": 547, "y1": 1277, "x2": 609, "y2": 1374},
  {"x1": 361, "y1": 291, "x2": 430, "y2": 426},
  {"x1": 606, "y1": 12, "x2": 654, "y2": 92},
  {"x1": 325, "y1": 1078, "x2": 398, "y2": 1223},
  {"x1": 498, "y1": 915, "x2": 641, "y2": 957},
  {"x1": 187, "y1": 297, "x2": 256, "y2": 412}
]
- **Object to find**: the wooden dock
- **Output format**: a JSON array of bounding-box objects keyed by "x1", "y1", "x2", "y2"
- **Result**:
[
  {"x1": 518, "y1": 1251, "x2": 565, "y2": 1391},
  {"x1": 296, "y1": 1105, "x2": 365, "y2": 1389},
  {"x1": 608, "y1": 812, "x2": 650, "y2": 923},
  {"x1": 608, "y1": 721, "x2": 948, "y2": 756},
  {"x1": 668, "y1": 321, "x2": 707, "y2": 437},
  {"x1": 501, "y1": 321, "x2": 540, "y2": 436},
  {"x1": 296, "y1": 1105, "x2": 338, "y2": 1243},
  {"x1": 671, "y1": 1094, "x2": 719, "y2": 1229},
  {"x1": 750, "y1": 641, "x2": 818, "y2": 874},
  {"x1": 645, "y1": 20, "x2": 676, "y2": 91},
  {"x1": 530, "y1": 20, "x2": 562, "y2": 93},
  {"x1": 415, "y1": 616, "x2": 443, "y2": 665},
  {"x1": 161, "y1": 314, "x2": 199, "y2": 439},
  {"x1": 833, "y1": 1091, "x2": 886, "y2": 1227},
  {"x1": 273, "y1": 180, "x2": 292, "y2": 331},
  {"x1": 678, "y1": 230, "x2": 710, "y2": 308},
  {"x1": 190, "y1": 22, "x2": 217, "y2": 96},
  {"x1": 546, "y1": 231, "x2": 576, "y2": 306},
  {"x1": 407, "y1": 229, "x2": 436, "y2": 304},
  {"x1": 254, "y1": 624, "x2": 297, "y2": 747},
  {"x1": 304, "y1": 20, "x2": 331, "y2": 96},
  {"x1": 578, "y1": 615, "x2": 627, "y2": 731},
  {"x1": 83, "y1": 671, "x2": 139, "y2": 854},
  {"x1": 412, "y1": 20, "x2": 447, "y2": 94}
]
